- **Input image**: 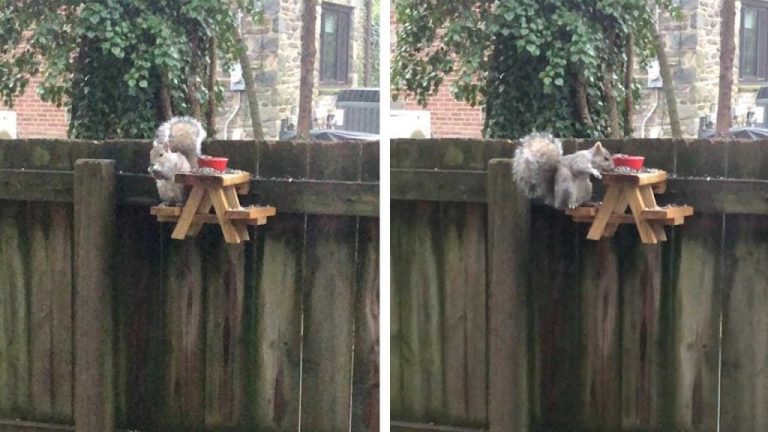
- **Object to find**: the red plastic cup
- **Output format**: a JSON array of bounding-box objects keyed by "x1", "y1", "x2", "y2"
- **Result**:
[
  {"x1": 613, "y1": 155, "x2": 645, "y2": 170},
  {"x1": 199, "y1": 156, "x2": 228, "y2": 171}
]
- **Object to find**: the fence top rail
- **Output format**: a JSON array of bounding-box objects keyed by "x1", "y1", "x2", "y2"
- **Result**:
[
  {"x1": 391, "y1": 138, "x2": 768, "y2": 181},
  {"x1": 0, "y1": 139, "x2": 379, "y2": 183}
]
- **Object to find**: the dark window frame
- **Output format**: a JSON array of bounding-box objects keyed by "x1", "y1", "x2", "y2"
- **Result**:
[
  {"x1": 740, "y1": 1, "x2": 768, "y2": 83},
  {"x1": 319, "y1": 2, "x2": 353, "y2": 86}
]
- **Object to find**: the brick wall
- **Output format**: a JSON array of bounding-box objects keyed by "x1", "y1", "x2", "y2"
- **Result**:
[
  {"x1": 399, "y1": 76, "x2": 484, "y2": 138},
  {"x1": 390, "y1": 7, "x2": 484, "y2": 138},
  {"x1": 2, "y1": 76, "x2": 68, "y2": 138}
]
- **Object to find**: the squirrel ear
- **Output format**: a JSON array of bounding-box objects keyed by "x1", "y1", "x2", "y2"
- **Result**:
[{"x1": 592, "y1": 141, "x2": 603, "y2": 151}]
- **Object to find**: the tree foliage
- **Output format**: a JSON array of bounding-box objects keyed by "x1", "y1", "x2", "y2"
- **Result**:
[
  {"x1": 0, "y1": 0, "x2": 261, "y2": 139},
  {"x1": 393, "y1": 0, "x2": 680, "y2": 138}
]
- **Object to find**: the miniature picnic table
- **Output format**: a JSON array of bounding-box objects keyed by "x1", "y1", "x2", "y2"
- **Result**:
[
  {"x1": 566, "y1": 170, "x2": 693, "y2": 244},
  {"x1": 150, "y1": 170, "x2": 276, "y2": 244}
]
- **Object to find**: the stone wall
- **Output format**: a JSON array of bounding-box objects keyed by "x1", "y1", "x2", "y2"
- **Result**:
[
  {"x1": 635, "y1": 0, "x2": 764, "y2": 138},
  {"x1": 217, "y1": 0, "x2": 373, "y2": 140}
]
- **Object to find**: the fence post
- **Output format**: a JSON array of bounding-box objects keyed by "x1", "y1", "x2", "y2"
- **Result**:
[
  {"x1": 486, "y1": 159, "x2": 530, "y2": 432},
  {"x1": 74, "y1": 159, "x2": 115, "y2": 432}
]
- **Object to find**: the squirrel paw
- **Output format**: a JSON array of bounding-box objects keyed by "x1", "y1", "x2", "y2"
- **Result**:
[{"x1": 591, "y1": 169, "x2": 602, "y2": 179}]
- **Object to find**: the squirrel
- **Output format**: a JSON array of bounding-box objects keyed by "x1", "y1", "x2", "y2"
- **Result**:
[
  {"x1": 148, "y1": 142, "x2": 191, "y2": 205},
  {"x1": 512, "y1": 132, "x2": 614, "y2": 210},
  {"x1": 153, "y1": 116, "x2": 206, "y2": 169}
]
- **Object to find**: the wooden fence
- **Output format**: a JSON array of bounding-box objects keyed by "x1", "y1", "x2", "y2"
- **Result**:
[
  {"x1": 391, "y1": 138, "x2": 768, "y2": 432},
  {"x1": 0, "y1": 139, "x2": 379, "y2": 432}
]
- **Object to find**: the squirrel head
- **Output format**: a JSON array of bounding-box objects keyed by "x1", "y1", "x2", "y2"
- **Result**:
[
  {"x1": 589, "y1": 141, "x2": 614, "y2": 171},
  {"x1": 148, "y1": 142, "x2": 184, "y2": 180}
]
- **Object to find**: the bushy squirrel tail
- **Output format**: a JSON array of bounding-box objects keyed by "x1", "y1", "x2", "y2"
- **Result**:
[
  {"x1": 512, "y1": 132, "x2": 563, "y2": 206},
  {"x1": 154, "y1": 116, "x2": 206, "y2": 168}
]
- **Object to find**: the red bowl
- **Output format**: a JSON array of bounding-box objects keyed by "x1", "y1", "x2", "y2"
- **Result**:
[
  {"x1": 199, "y1": 156, "x2": 228, "y2": 171},
  {"x1": 613, "y1": 155, "x2": 645, "y2": 170}
]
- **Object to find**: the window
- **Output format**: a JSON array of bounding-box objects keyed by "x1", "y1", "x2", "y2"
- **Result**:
[
  {"x1": 740, "y1": 2, "x2": 768, "y2": 81},
  {"x1": 320, "y1": 3, "x2": 352, "y2": 85}
]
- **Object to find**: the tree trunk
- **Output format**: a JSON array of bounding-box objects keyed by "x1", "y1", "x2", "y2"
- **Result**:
[
  {"x1": 206, "y1": 36, "x2": 217, "y2": 137},
  {"x1": 573, "y1": 66, "x2": 594, "y2": 129},
  {"x1": 297, "y1": 0, "x2": 318, "y2": 140},
  {"x1": 236, "y1": 29, "x2": 264, "y2": 140},
  {"x1": 717, "y1": 0, "x2": 736, "y2": 137},
  {"x1": 604, "y1": 63, "x2": 621, "y2": 138},
  {"x1": 159, "y1": 69, "x2": 173, "y2": 121},
  {"x1": 187, "y1": 31, "x2": 202, "y2": 120},
  {"x1": 652, "y1": 25, "x2": 682, "y2": 138},
  {"x1": 624, "y1": 32, "x2": 634, "y2": 137}
]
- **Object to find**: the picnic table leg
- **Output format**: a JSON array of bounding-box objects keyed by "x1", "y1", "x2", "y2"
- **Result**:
[
  {"x1": 208, "y1": 186, "x2": 241, "y2": 243},
  {"x1": 171, "y1": 186, "x2": 205, "y2": 240},
  {"x1": 627, "y1": 187, "x2": 658, "y2": 244},
  {"x1": 223, "y1": 186, "x2": 249, "y2": 241},
  {"x1": 639, "y1": 185, "x2": 667, "y2": 241},
  {"x1": 587, "y1": 186, "x2": 622, "y2": 240},
  {"x1": 603, "y1": 192, "x2": 630, "y2": 238},
  {"x1": 187, "y1": 193, "x2": 213, "y2": 237}
]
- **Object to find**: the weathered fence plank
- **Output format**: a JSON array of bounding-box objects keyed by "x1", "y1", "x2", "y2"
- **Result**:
[
  {"x1": 394, "y1": 202, "x2": 445, "y2": 420},
  {"x1": 0, "y1": 203, "x2": 30, "y2": 417},
  {"x1": 721, "y1": 215, "x2": 768, "y2": 432},
  {"x1": 618, "y1": 234, "x2": 664, "y2": 429},
  {"x1": 250, "y1": 215, "x2": 303, "y2": 431},
  {"x1": 204, "y1": 240, "x2": 246, "y2": 427},
  {"x1": 112, "y1": 208, "x2": 163, "y2": 429},
  {"x1": 300, "y1": 215, "x2": 357, "y2": 430},
  {"x1": 351, "y1": 218, "x2": 380, "y2": 432},
  {"x1": 487, "y1": 159, "x2": 529, "y2": 432},
  {"x1": 529, "y1": 208, "x2": 580, "y2": 429},
  {"x1": 578, "y1": 238, "x2": 621, "y2": 430},
  {"x1": 73, "y1": 159, "x2": 115, "y2": 432},
  {"x1": 48, "y1": 205, "x2": 73, "y2": 422},
  {"x1": 162, "y1": 239, "x2": 205, "y2": 428},
  {"x1": 668, "y1": 224, "x2": 721, "y2": 429},
  {"x1": 441, "y1": 203, "x2": 487, "y2": 425},
  {"x1": 29, "y1": 204, "x2": 53, "y2": 419}
]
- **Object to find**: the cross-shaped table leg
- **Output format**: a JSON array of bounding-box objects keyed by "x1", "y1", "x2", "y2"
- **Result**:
[
  {"x1": 171, "y1": 185, "x2": 205, "y2": 240},
  {"x1": 586, "y1": 186, "x2": 622, "y2": 240}
]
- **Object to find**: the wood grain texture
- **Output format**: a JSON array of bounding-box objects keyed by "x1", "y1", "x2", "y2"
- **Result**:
[
  {"x1": 578, "y1": 238, "x2": 621, "y2": 430},
  {"x1": 486, "y1": 159, "x2": 529, "y2": 432},
  {"x1": 529, "y1": 208, "x2": 581, "y2": 429},
  {"x1": 618, "y1": 234, "x2": 663, "y2": 429},
  {"x1": 250, "y1": 215, "x2": 303, "y2": 431},
  {"x1": 162, "y1": 239, "x2": 205, "y2": 428},
  {"x1": 441, "y1": 203, "x2": 487, "y2": 425},
  {"x1": 204, "y1": 240, "x2": 246, "y2": 427},
  {"x1": 394, "y1": 202, "x2": 445, "y2": 421},
  {"x1": 0, "y1": 203, "x2": 30, "y2": 417},
  {"x1": 721, "y1": 215, "x2": 768, "y2": 432},
  {"x1": 669, "y1": 216, "x2": 721, "y2": 431},
  {"x1": 112, "y1": 208, "x2": 163, "y2": 430},
  {"x1": 300, "y1": 215, "x2": 357, "y2": 430},
  {"x1": 74, "y1": 160, "x2": 115, "y2": 432},
  {"x1": 351, "y1": 218, "x2": 380, "y2": 432}
]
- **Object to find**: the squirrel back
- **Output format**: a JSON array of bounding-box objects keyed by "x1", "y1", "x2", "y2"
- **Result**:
[
  {"x1": 154, "y1": 116, "x2": 205, "y2": 169},
  {"x1": 512, "y1": 132, "x2": 563, "y2": 206}
]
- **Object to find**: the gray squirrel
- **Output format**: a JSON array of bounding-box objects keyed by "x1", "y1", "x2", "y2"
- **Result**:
[
  {"x1": 148, "y1": 142, "x2": 191, "y2": 205},
  {"x1": 512, "y1": 132, "x2": 614, "y2": 210},
  {"x1": 148, "y1": 116, "x2": 206, "y2": 205}
]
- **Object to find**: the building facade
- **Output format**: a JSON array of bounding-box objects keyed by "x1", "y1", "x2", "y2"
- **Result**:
[
  {"x1": 221, "y1": 0, "x2": 375, "y2": 140},
  {"x1": 2, "y1": 1, "x2": 374, "y2": 140}
]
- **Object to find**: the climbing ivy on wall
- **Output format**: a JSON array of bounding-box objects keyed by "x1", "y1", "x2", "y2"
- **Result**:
[
  {"x1": 392, "y1": 0, "x2": 680, "y2": 138},
  {"x1": 0, "y1": 0, "x2": 261, "y2": 139}
]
